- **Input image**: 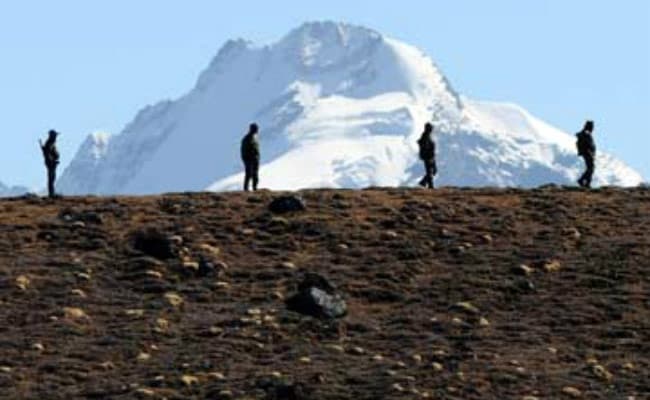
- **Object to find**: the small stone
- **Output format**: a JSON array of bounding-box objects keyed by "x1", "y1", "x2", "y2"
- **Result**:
[
  {"x1": 207, "y1": 372, "x2": 225, "y2": 380},
  {"x1": 137, "y1": 352, "x2": 151, "y2": 362},
  {"x1": 561, "y1": 386, "x2": 582, "y2": 397},
  {"x1": 154, "y1": 318, "x2": 169, "y2": 333},
  {"x1": 218, "y1": 389, "x2": 233, "y2": 398},
  {"x1": 280, "y1": 261, "x2": 296, "y2": 270},
  {"x1": 392, "y1": 383, "x2": 405, "y2": 392},
  {"x1": 412, "y1": 354, "x2": 423, "y2": 364},
  {"x1": 208, "y1": 326, "x2": 224, "y2": 336},
  {"x1": 15, "y1": 275, "x2": 30, "y2": 291},
  {"x1": 32, "y1": 343, "x2": 45, "y2": 351},
  {"x1": 548, "y1": 347, "x2": 558, "y2": 354},
  {"x1": 72, "y1": 221, "x2": 86, "y2": 228},
  {"x1": 592, "y1": 364, "x2": 613, "y2": 381},
  {"x1": 145, "y1": 270, "x2": 164, "y2": 279},
  {"x1": 350, "y1": 346, "x2": 365, "y2": 355},
  {"x1": 215, "y1": 281, "x2": 230, "y2": 289},
  {"x1": 299, "y1": 356, "x2": 311, "y2": 363},
  {"x1": 70, "y1": 288, "x2": 86, "y2": 298},
  {"x1": 522, "y1": 396, "x2": 540, "y2": 400},
  {"x1": 0, "y1": 366, "x2": 12, "y2": 373},
  {"x1": 182, "y1": 261, "x2": 200, "y2": 272},
  {"x1": 452, "y1": 301, "x2": 480, "y2": 314},
  {"x1": 326, "y1": 344, "x2": 345, "y2": 353},
  {"x1": 396, "y1": 361, "x2": 407, "y2": 369},
  {"x1": 164, "y1": 292, "x2": 184, "y2": 308},
  {"x1": 372, "y1": 354, "x2": 384, "y2": 362},
  {"x1": 337, "y1": 243, "x2": 349, "y2": 250},
  {"x1": 513, "y1": 264, "x2": 534, "y2": 276},
  {"x1": 76, "y1": 272, "x2": 92, "y2": 281},
  {"x1": 199, "y1": 243, "x2": 221, "y2": 257},
  {"x1": 135, "y1": 388, "x2": 156, "y2": 397},
  {"x1": 125, "y1": 309, "x2": 145, "y2": 318},
  {"x1": 543, "y1": 260, "x2": 562, "y2": 273},
  {"x1": 64, "y1": 307, "x2": 89, "y2": 320},
  {"x1": 382, "y1": 230, "x2": 399, "y2": 239},
  {"x1": 247, "y1": 308, "x2": 262, "y2": 316},
  {"x1": 478, "y1": 317, "x2": 490, "y2": 327},
  {"x1": 181, "y1": 375, "x2": 199, "y2": 386},
  {"x1": 480, "y1": 234, "x2": 493, "y2": 244},
  {"x1": 432, "y1": 362, "x2": 444, "y2": 372},
  {"x1": 99, "y1": 361, "x2": 115, "y2": 370},
  {"x1": 623, "y1": 362, "x2": 635, "y2": 370},
  {"x1": 242, "y1": 228, "x2": 255, "y2": 236},
  {"x1": 270, "y1": 371, "x2": 282, "y2": 378}
]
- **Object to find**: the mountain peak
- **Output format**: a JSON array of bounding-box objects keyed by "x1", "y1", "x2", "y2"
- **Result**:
[{"x1": 278, "y1": 21, "x2": 383, "y2": 70}]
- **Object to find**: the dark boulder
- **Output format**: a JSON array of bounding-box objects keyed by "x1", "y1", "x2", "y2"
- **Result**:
[
  {"x1": 131, "y1": 228, "x2": 176, "y2": 260},
  {"x1": 269, "y1": 195, "x2": 306, "y2": 214},
  {"x1": 286, "y1": 273, "x2": 347, "y2": 319}
]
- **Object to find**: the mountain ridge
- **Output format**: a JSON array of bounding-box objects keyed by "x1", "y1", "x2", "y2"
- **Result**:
[{"x1": 58, "y1": 21, "x2": 643, "y2": 195}]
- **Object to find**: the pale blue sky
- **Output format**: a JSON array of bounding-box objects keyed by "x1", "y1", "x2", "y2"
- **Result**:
[{"x1": 1, "y1": 0, "x2": 648, "y2": 188}]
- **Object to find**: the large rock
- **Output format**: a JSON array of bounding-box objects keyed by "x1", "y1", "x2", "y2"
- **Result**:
[
  {"x1": 286, "y1": 273, "x2": 347, "y2": 319},
  {"x1": 268, "y1": 196, "x2": 306, "y2": 214},
  {"x1": 131, "y1": 228, "x2": 177, "y2": 260}
]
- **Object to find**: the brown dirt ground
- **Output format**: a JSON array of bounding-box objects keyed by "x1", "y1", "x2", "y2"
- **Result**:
[{"x1": 0, "y1": 187, "x2": 648, "y2": 399}]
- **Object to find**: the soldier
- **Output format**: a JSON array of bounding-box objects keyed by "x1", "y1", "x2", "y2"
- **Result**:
[
  {"x1": 39, "y1": 130, "x2": 60, "y2": 198},
  {"x1": 576, "y1": 120, "x2": 596, "y2": 188},
  {"x1": 417, "y1": 122, "x2": 437, "y2": 189},
  {"x1": 241, "y1": 123, "x2": 260, "y2": 191}
]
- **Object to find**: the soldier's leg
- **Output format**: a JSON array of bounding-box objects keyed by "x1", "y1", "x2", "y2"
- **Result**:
[
  {"x1": 585, "y1": 155, "x2": 595, "y2": 188},
  {"x1": 425, "y1": 160, "x2": 434, "y2": 188},
  {"x1": 419, "y1": 161, "x2": 427, "y2": 187},
  {"x1": 252, "y1": 160, "x2": 259, "y2": 191},
  {"x1": 47, "y1": 168, "x2": 55, "y2": 197},
  {"x1": 243, "y1": 163, "x2": 251, "y2": 191},
  {"x1": 578, "y1": 156, "x2": 588, "y2": 187}
]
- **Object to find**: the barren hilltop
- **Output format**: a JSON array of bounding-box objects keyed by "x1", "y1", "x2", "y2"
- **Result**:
[{"x1": 0, "y1": 187, "x2": 648, "y2": 399}]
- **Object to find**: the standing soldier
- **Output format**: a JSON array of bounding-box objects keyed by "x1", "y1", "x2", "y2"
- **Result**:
[
  {"x1": 576, "y1": 120, "x2": 596, "y2": 188},
  {"x1": 39, "y1": 130, "x2": 60, "y2": 198},
  {"x1": 241, "y1": 123, "x2": 260, "y2": 191},
  {"x1": 417, "y1": 122, "x2": 437, "y2": 189}
]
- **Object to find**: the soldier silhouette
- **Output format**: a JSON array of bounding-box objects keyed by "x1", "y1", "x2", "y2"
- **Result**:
[
  {"x1": 39, "y1": 130, "x2": 60, "y2": 198},
  {"x1": 576, "y1": 120, "x2": 596, "y2": 188},
  {"x1": 241, "y1": 123, "x2": 260, "y2": 191},
  {"x1": 417, "y1": 122, "x2": 437, "y2": 189}
]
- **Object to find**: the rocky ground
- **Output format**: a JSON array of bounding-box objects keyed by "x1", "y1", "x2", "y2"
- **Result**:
[{"x1": 0, "y1": 187, "x2": 648, "y2": 399}]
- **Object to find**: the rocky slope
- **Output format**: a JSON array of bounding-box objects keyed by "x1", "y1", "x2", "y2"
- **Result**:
[
  {"x1": 58, "y1": 22, "x2": 643, "y2": 195},
  {"x1": 0, "y1": 187, "x2": 648, "y2": 399}
]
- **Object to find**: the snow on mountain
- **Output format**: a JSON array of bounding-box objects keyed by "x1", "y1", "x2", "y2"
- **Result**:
[
  {"x1": 59, "y1": 21, "x2": 643, "y2": 195},
  {"x1": 0, "y1": 181, "x2": 29, "y2": 197}
]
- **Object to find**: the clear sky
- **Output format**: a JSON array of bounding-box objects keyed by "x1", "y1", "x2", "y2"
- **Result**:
[{"x1": 1, "y1": 0, "x2": 648, "y2": 188}]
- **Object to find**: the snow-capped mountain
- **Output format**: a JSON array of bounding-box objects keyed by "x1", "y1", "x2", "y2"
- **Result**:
[
  {"x1": 0, "y1": 181, "x2": 28, "y2": 197},
  {"x1": 59, "y1": 22, "x2": 643, "y2": 195}
]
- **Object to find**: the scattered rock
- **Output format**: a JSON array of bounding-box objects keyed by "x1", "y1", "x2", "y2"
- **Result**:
[
  {"x1": 543, "y1": 260, "x2": 562, "y2": 273},
  {"x1": 63, "y1": 307, "x2": 89, "y2": 321},
  {"x1": 451, "y1": 301, "x2": 480, "y2": 315},
  {"x1": 512, "y1": 264, "x2": 534, "y2": 276},
  {"x1": 561, "y1": 386, "x2": 582, "y2": 397},
  {"x1": 132, "y1": 228, "x2": 177, "y2": 260},
  {"x1": 479, "y1": 317, "x2": 490, "y2": 327},
  {"x1": 181, "y1": 374, "x2": 199, "y2": 386},
  {"x1": 164, "y1": 292, "x2": 184, "y2": 308},
  {"x1": 431, "y1": 362, "x2": 444, "y2": 372},
  {"x1": 32, "y1": 343, "x2": 45, "y2": 351},
  {"x1": 591, "y1": 364, "x2": 613, "y2": 381},
  {"x1": 269, "y1": 195, "x2": 307, "y2": 214},
  {"x1": 15, "y1": 275, "x2": 30, "y2": 291},
  {"x1": 286, "y1": 273, "x2": 347, "y2": 319},
  {"x1": 137, "y1": 352, "x2": 151, "y2": 362}
]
